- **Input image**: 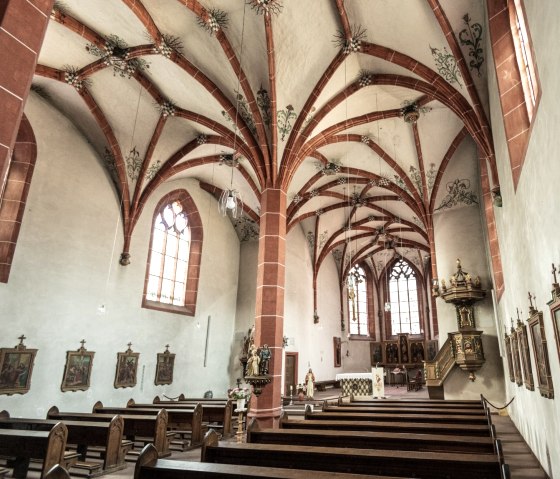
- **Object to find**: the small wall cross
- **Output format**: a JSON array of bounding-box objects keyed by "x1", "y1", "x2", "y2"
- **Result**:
[
  {"x1": 552, "y1": 263, "x2": 558, "y2": 284},
  {"x1": 80, "y1": 339, "x2": 86, "y2": 349},
  {"x1": 18, "y1": 334, "x2": 26, "y2": 345}
]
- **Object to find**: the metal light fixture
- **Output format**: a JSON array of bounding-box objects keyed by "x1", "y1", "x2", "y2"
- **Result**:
[{"x1": 218, "y1": 186, "x2": 242, "y2": 218}]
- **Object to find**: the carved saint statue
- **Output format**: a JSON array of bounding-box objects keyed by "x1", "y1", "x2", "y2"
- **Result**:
[
  {"x1": 246, "y1": 345, "x2": 260, "y2": 376},
  {"x1": 259, "y1": 344, "x2": 271, "y2": 375}
]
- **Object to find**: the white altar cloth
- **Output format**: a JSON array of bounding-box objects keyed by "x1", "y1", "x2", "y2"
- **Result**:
[{"x1": 335, "y1": 372, "x2": 373, "y2": 380}]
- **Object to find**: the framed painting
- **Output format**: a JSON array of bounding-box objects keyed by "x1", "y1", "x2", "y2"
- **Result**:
[
  {"x1": 333, "y1": 337, "x2": 342, "y2": 368},
  {"x1": 547, "y1": 277, "x2": 560, "y2": 365},
  {"x1": 155, "y1": 345, "x2": 175, "y2": 386},
  {"x1": 409, "y1": 340, "x2": 425, "y2": 363},
  {"x1": 61, "y1": 341, "x2": 95, "y2": 392},
  {"x1": 517, "y1": 322, "x2": 534, "y2": 391},
  {"x1": 114, "y1": 343, "x2": 140, "y2": 389},
  {"x1": 384, "y1": 341, "x2": 398, "y2": 364},
  {"x1": 397, "y1": 333, "x2": 409, "y2": 364},
  {"x1": 510, "y1": 330, "x2": 523, "y2": 386},
  {"x1": 426, "y1": 340, "x2": 439, "y2": 361},
  {"x1": 528, "y1": 308, "x2": 554, "y2": 399},
  {"x1": 370, "y1": 342, "x2": 383, "y2": 366},
  {"x1": 504, "y1": 333, "x2": 515, "y2": 383},
  {"x1": 0, "y1": 335, "x2": 37, "y2": 396}
]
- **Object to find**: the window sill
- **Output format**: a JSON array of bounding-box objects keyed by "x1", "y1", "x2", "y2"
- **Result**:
[
  {"x1": 348, "y1": 334, "x2": 371, "y2": 341},
  {"x1": 142, "y1": 299, "x2": 195, "y2": 316}
]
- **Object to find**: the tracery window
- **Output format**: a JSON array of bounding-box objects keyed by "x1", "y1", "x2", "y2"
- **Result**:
[
  {"x1": 388, "y1": 259, "x2": 420, "y2": 336},
  {"x1": 347, "y1": 264, "x2": 368, "y2": 336},
  {"x1": 143, "y1": 190, "x2": 202, "y2": 316}
]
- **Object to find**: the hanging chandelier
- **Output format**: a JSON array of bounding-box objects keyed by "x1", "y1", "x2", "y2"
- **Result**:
[{"x1": 218, "y1": 187, "x2": 242, "y2": 218}]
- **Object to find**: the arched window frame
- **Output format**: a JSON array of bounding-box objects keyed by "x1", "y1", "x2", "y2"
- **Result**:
[
  {"x1": 382, "y1": 258, "x2": 426, "y2": 340},
  {"x1": 142, "y1": 189, "x2": 203, "y2": 316},
  {"x1": 347, "y1": 264, "x2": 371, "y2": 338}
]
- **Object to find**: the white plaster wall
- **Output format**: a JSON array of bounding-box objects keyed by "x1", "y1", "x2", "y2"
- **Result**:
[
  {"x1": 432, "y1": 138, "x2": 505, "y2": 404},
  {"x1": 0, "y1": 94, "x2": 240, "y2": 416},
  {"x1": 284, "y1": 225, "x2": 345, "y2": 384},
  {"x1": 486, "y1": 1, "x2": 560, "y2": 474}
]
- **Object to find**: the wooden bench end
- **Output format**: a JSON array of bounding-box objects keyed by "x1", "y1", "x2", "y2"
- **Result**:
[
  {"x1": 135, "y1": 444, "x2": 159, "y2": 479},
  {"x1": 44, "y1": 464, "x2": 71, "y2": 479}
]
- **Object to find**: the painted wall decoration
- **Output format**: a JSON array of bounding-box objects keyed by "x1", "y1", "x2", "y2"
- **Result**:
[
  {"x1": 155, "y1": 345, "x2": 175, "y2": 386},
  {"x1": 234, "y1": 90, "x2": 256, "y2": 135},
  {"x1": 126, "y1": 147, "x2": 143, "y2": 180},
  {"x1": 233, "y1": 215, "x2": 260, "y2": 242},
  {"x1": 145, "y1": 160, "x2": 162, "y2": 181},
  {"x1": 435, "y1": 178, "x2": 478, "y2": 211},
  {"x1": 0, "y1": 335, "x2": 37, "y2": 396},
  {"x1": 430, "y1": 45, "x2": 462, "y2": 88},
  {"x1": 459, "y1": 14, "x2": 484, "y2": 76},
  {"x1": 197, "y1": 8, "x2": 228, "y2": 35},
  {"x1": 277, "y1": 105, "x2": 297, "y2": 141},
  {"x1": 256, "y1": 87, "x2": 271, "y2": 127},
  {"x1": 61, "y1": 340, "x2": 95, "y2": 392},
  {"x1": 114, "y1": 343, "x2": 140, "y2": 389}
]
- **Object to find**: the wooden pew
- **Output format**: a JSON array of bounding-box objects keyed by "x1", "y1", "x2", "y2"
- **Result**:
[
  {"x1": 0, "y1": 413, "x2": 126, "y2": 474},
  {"x1": 346, "y1": 396, "x2": 485, "y2": 409},
  {"x1": 0, "y1": 421, "x2": 67, "y2": 479},
  {"x1": 134, "y1": 443, "x2": 409, "y2": 479},
  {"x1": 130, "y1": 399, "x2": 231, "y2": 437},
  {"x1": 44, "y1": 465, "x2": 71, "y2": 479},
  {"x1": 280, "y1": 417, "x2": 493, "y2": 437},
  {"x1": 201, "y1": 430, "x2": 509, "y2": 479},
  {"x1": 305, "y1": 408, "x2": 490, "y2": 425},
  {"x1": 249, "y1": 419, "x2": 497, "y2": 454},
  {"x1": 94, "y1": 401, "x2": 203, "y2": 447},
  {"x1": 323, "y1": 404, "x2": 487, "y2": 416},
  {"x1": 47, "y1": 406, "x2": 170, "y2": 458}
]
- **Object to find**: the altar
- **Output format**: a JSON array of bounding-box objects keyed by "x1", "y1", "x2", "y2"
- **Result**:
[{"x1": 335, "y1": 372, "x2": 373, "y2": 396}]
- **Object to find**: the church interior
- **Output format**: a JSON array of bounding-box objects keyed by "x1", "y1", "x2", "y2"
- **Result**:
[{"x1": 1, "y1": 0, "x2": 559, "y2": 477}]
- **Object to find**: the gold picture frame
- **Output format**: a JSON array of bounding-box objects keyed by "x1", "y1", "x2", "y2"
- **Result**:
[
  {"x1": 510, "y1": 329, "x2": 523, "y2": 387},
  {"x1": 114, "y1": 343, "x2": 140, "y2": 389},
  {"x1": 61, "y1": 340, "x2": 95, "y2": 392},
  {"x1": 527, "y1": 298, "x2": 554, "y2": 399},
  {"x1": 0, "y1": 335, "x2": 37, "y2": 396},
  {"x1": 504, "y1": 333, "x2": 515, "y2": 383},
  {"x1": 516, "y1": 321, "x2": 534, "y2": 391},
  {"x1": 154, "y1": 345, "x2": 175, "y2": 386}
]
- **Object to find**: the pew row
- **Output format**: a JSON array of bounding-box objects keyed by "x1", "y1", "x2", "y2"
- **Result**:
[
  {"x1": 324, "y1": 404, "x2": 487, "y2": 416},
  {"x1": 0, "y1": 421, "x2": 67, "y2": 479},
  {"x1": 305, "y1": 408, "x2": 490, "y2": 425},
  {"x1": 135, "y1": 443, "x2": 409, "y2": 479},
  {"x1": 249, "y1": 418, "x2": 497, "y2": 454},
  {"x1": 0, "y1": 412, "x2": 126, "y2": 475},
  {"x1": 48, "y1": 406, "x2": 170, "y2": 458},
  {"x1": 129, "y1": 398, "x2": 231, "y2": 437},
  {"x1": 201, "y1": 430, "x2": 510, "y2": 479},
  {"x1": 93, "y1": 401, "x2": 203, "y2": 448},
  {"x1": 340, "y1": 396, "x2": 485, "y2": 410}
]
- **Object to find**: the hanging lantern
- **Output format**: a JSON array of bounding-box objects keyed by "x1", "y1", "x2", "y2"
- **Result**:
[{"x1": 219, "y1": 189, "x2": 242, "y2": 218}]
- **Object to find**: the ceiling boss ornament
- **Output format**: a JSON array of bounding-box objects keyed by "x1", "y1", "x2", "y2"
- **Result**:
[{"x1": 247, "y1": 0, "x2": 283, "y2": 16}]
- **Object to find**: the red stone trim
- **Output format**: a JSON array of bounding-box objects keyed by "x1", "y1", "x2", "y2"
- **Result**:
[
  {"x1": 141, "y1": 189, "x2": 203, "y2": 316},
  {"x1": 487, "y1": 0, "x2": 541, "y2": 190},
  {"x1": 0, "y1": 114, "x2": 36, "y2": 282}
]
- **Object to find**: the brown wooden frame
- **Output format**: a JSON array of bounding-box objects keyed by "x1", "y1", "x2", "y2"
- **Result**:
[
  {"x1": 384, "y1": 341, "x2": 398, "y2": 364},
  {"x1": 504, "y1": 334, "x2": 515, "y2": 383},
  {"x1": 333, "y1": 337, "x2": 342, "y2": 367},
  {"x1": 370, "y1": 342, "x2": 383, "y2": 366},
  {"x1": 510, "y1": 329, "x2": 523, "y2": 386},
  {"x1": 527, "y1": 309, "x2": 554, "y2": 399},
  {"x1": 547, "y1": 283, "x2": 560, "y2": 366},
  {"x1": 0, "y1": 337, "x2": 37, "y2": 395},
  {"x1": 114, "y1": 344, "x2": 140, "y2": 389},
  {"x1": 409, "y1": 340, "x2": 425, "y2": 363},
  {"x1": 155, "y1": 347, "x2": 175, "y2": 386},
  {"x1": 61, "y1": 343, "x2": 95, "y2": 392},
  {"x1": 516, "y1": 322, "x2": 534, "y2": 391}
]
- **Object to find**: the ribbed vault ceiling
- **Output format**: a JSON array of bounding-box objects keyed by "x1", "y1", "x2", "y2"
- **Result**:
[{"x1": 33, "y1": 0, "x2": 494, "y2": 284}]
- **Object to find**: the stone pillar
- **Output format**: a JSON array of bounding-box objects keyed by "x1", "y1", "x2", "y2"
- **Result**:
[
  {"x1": 249, "y1": 187, "x2": 286, "y2": 427},
  {"x1": 0, "y1": 0, "x2": 54, "y2": 195}
]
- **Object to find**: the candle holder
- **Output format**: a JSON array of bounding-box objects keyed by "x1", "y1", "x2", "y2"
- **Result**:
[{"x1": 234, "y1": 403, "x2": 247, "y2": 443}]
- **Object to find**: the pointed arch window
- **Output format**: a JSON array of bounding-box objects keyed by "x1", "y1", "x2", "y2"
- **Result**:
[
  {"x1": 347, "y1": 264, "x2": 368, "y2": 336},
  {"x1": 143, "y1": 189, "x2": 202, "y2": 316},
  {"x1": 388, "y1": 259, "x2": 420, "y2": 335}
]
